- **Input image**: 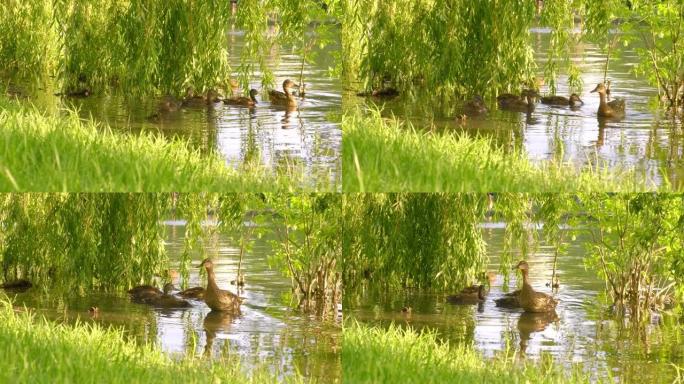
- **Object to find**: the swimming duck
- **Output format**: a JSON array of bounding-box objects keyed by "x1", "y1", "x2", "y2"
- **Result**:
[
  {"x1": 146, "y1": 283, "x2": 191, "y2": 308},
  {"x1": 497, "y1": 89, "x2": 537, "y2": 112},
  {"x1": 178, "y1": 286, "x2": 205, "y2": 300},
  {"x1": 590, "y1": 83, "x2": 625, "y2": 118},
  {"x1": 514, "y1": 261, "x2": 558, "y2": 313},
  {"x1": 128, "y1": 284, "x2": 164, "y2": 301},
  {"x1": 224, "y1": 89, "x2": 258, "y2": 107},
  {"x1": 540, "y1": 93, "x2": 583, "y2": 107},
  {"x1": 494, "y1": 289, "x2": 521, "y2": 308},
  {"x1": 462, "y1": 95, "x2": 488, "y2": 116},
  {"x1": 356, "y1": 87, "x2": 399, "y2": 98},
  {"x1": 269, "y1": 79, "x2": 299, "y2": 108},
  {"x1": 0, "y1": 279, "x2": 32, "y2": 291},
  {"x1": 447, "y1": 284, "x2": 487, "y2": 305},
  {"x1": 199, "y1": 258, "x2": 243, "y2": 313}
]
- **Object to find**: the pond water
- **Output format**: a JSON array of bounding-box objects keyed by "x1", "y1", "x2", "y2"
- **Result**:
[
  {"x1": 348, "y1": 28, "x2": 684, "y2": 189},
  {"x1": 4, "y1": 221, "x2": 341, "y2": 383},
  {"x1": 8, "y1": 28, "x2": 341, "y2": 190},
  {"x1": 345, "y1": 226, "x2": 684, "y2": 383}
]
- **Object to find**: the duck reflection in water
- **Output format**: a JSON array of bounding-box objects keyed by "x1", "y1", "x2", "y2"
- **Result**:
[
  {"x1": 203, "y1": 310, "x2": 238, "y2": 358},
  {"x1": 517, "y1": 311, "x2": 559, "y2": 356}
]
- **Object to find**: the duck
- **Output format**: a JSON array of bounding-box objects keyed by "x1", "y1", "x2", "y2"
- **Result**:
[
  {"x1": 178, "y1": 286, "x2": 205, "y2": 300},
  {"x1": 462, "y1": 95, "x2": 488, "y2": 116},
  {"x1": 224, "y1": 89, "x2": 258, "y2": 107},
  {"x1": 590, "y1": 83, "x2": 625, "y2": 118},
  {"x1": 146, "y1": 283, "x2": 191, "y2": 308},
  {"x1": 540, "y1": 93, "x2": 583, "y2": 107},
  {"x1": 447, "y1": 284, "x2": 487, "y2": 305},
  {"x1": 514, "y1": 261, "x2": 558, "y2": 313},
  {"x1": 494, "y1": 289, "x2": 521, "y2": 308},
  {"x1": 55, "y1": 88, "x2": 91, "y2": 98},
  {"x1": 128, "y1": 284, "x2": 164, "y2": 301},
  {"x1": 198, "y1": 258, "x2": 243, "y2": 313},
  {"x1": 269, "y1": 79, "x2": 299, "y2": 108},
  {"x1": 498, "y1": 89, "x2": 537, "y2": 112},
  {"x1": 356, "y1": 87, "x2": 399, "y2": 98},
  {"x1": 0, "y1": 279, "x2": 32, "y2": 291},
  {"x1": 182, "y1": 88, "x2": 222, "y2": 107},
  {"x1": 230, "y1": 273, "x2": 245, "y2": 287}
]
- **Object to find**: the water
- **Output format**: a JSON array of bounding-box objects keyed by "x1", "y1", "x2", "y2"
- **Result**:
[
  {"x1": 345, "y1": 226, "x2": 683, "y2": 383},
  {"x1": 5, "y1": 222, "x2": 341, "y2": 383},
  {"x1": 350, "y1": 29, "x2": 684, "y2": 188},
  {"x1": 10, "y1": 28, "x2": 342, "y2": 189}
]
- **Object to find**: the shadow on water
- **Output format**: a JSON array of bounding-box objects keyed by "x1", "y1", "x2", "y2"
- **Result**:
[
  {"x1": 5, "y1": 222, "x2": 341, "y2": 383},
  {"x1": 346, "y1": 226, "x2": 683, "y2": 383}
]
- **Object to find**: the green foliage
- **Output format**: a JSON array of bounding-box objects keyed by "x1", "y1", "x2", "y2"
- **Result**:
[
  {"x1": 0, "y1": 97, "x2": 307, "y2": 192},
  {"x1": 0, "y1": 298, "x2": 306, "y2": 384},
  {"x1": 343, "y1": 321, "x2": 605, "y2": 384},
  {"x1": 342, "y1": 108, "x2": 647, "y2": 192}
]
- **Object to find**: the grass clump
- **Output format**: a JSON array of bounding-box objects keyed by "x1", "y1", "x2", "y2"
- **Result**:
[
  {"x1": 342, "y1": 109, "x2": 653, "y2": 192},
  {"x1": 343, "y1": 321, "x2": 604, "y2": 384},
  {"x1": 0, "y1": 298, "x2": 306, "y2": 384},
  {"x1": 0, "y1": 97, "x2": 316, "y2": 192}
]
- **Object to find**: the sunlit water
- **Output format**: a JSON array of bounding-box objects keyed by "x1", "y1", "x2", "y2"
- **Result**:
[
  {"x1": 8, "y1": 28, "x2": 341, "y2": 189},
  {"x1": 349, "y1": 28, "x2": 684, "y2": 188},
  {"x1": 5, "y1": 222, "x2": 341, "y2": 383},
  {"x1": 346, "y1": 226, "x2": 683, "y2": 383}
]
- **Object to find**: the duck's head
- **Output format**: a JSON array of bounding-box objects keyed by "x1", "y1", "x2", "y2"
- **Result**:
[
  {"x1": 569, "y1": 93, "x2": 584, "y2": 104},
  {"x1": 249, "y1": 89, "x2": 259, "y2": 98},
  {"x1": 590, "y1": 83, "x2": 608, "y2": 95},
  {"x1": 198, "y1": 258, "x2": 214, "y2": 271},
  {"x1": 163, "y1": 283, "x2": 175, "y2": 294},
  {"x1": 283, "y1": 79, "x2": 299, "y2": 91},
  {"x1": 513, "y1": 260, "x2": 530, "y2": 272}
]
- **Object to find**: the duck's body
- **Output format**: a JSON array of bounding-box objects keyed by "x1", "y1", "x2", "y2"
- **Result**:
[
  {"x1": 514, "y1": 261, "x2": 558, "y2": 313},
  {"x1": 494, "y1": 289, "x2": 521, "y2": 308},
  {"x1": 178, "y1": 286, "x2": 205, "y2": 300},
  {"x1": 140, "y1": 283, "x2": 191, "y2": 308},
  {"x1": 224, "y1": 89, "x2": 258, "y2": 107},
  {"x1": 447, "y1": 284, "x2": 486, "y2": 305},
  {"x1": 540, "y1": 94, "x2": 583, "y2": 107},
  {"x1": 199, "y1": 259, "x2": 243, "y2": 313},
  {"x1": 0, "y1": 279, "x2": 32, "y2": 291},
  {"x1": 356, "y1": 88, "x2": 399, "y2": 98},
  {"x1": 269, "y1": 79, "x2": 298, "y2": 108},
  {"x1": 128, "y1": 285, "x2": 163, "y2": 301},
  {"x1": 183, "y1": 89, "x2": 222, "y2": 107},
  {"x1": 463, "y1": 95, "x2": 488, "y2": 116},
  {"x1": 498, "y1": 90, "x2": 537, "y2": 112},
  {"x1": 591, "y1": 83, "x2": 625, "y2": 118}
]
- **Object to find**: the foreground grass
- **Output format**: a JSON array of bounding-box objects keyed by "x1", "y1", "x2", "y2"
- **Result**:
[
  {"x1": 0, "y1": 97, "x2": 316, "y2": 192},
  {"x1": 344, "y1": 321, "x2": 605, "y2": 384},
  {"x1": 343, "y1": 109, "x2": 656, "y2": 192},
  {"x1": 0, "y1": 299, "x2": 305, "y2": 384}
]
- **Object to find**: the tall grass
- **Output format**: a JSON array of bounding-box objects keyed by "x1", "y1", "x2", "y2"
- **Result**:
[
  {"x1": 343, "y1": 321, "x2": 605, "y2": 384},
  {"x1": 0, "y1": 97, "x2": 309, "y2": 192},
  {"x1": 0, "y1": 298, "x2": 307, "y2": 384},
  {"x1": 342, "y1": 109, "x2": 651, "y2": 192}
]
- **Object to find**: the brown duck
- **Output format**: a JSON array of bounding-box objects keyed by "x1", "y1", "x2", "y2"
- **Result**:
[
  {"x1": 128, "y1": 284, "x2": 163, "y2": 301},
  {"x1": 0, "y1": 279, "x2": 32, "y2": 292},
  {"x1": 146, "y1": 283, "x2": 191, "y2": 308},
  {"x1": 590, "y1": 83, "x2": 625, "y2": 118},
  {"x1": 514, "y1": 261, "x2": 558, "y2": 313},
  {"x1": 447, "y1": 284, "x2": 487, "y2": 305},
  {"x1": 199, "y1": 258, "x2": 243, "y2": 313},
  {"x1": 178, "y1": 286, "x2": 205, "y2": 300},
  {"x1": 269, "y1": 79, "x2": 299, "y2": 108},
  {"x1": 540, "y1": 93, "x2": 583, "y2": 107},
  {"x1": 497, "y1": 89, "x2": 537, "y2": 112},
  {"x1": 224, "y1": 89, "x2": 259, "y2": 107},
  {"x1": 356, "y1": 88, "x2": 399, "y2": 98},
  {"x1": 463, "y1": 95, "x2": 488, "y2": 116},
  {"x1": 494, "y1": 289, "x2": 521, "y2": 308}
]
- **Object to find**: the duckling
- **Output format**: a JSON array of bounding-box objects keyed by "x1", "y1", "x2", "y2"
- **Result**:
[
  {"x1": 498, "y1": 89, "x2": 537, "y2": 112},
  {"x1": 198, "y1": 258, "x2": 243, "y2": 313},
  {"x1": 224, "y1": 89, "x2": 259, "y2": 107},
  {"x1": 514, "y1": 261, "x2": 558, "y2": 313},
  {"x1": 462, "y1": 95, "x2": 488, "y2": 116},
  {"x1": 590, "y1": 83, "x2": 625, "y2": 118},
  {"x1": 178, "y1": 286, "x2": 205, "y2": 300},
  {"x1": 447, "y1": 284, "x2": 487, "y2": 305},
  {"x1": 494, "y1": 289, "x2": 522, "y2": 308},
  {"x1": 0, "y1": 279, "x2": 32, "y2": 292},
  {"x1": 269, "y1": 79, "x2": 299, "y2": 108},
  {"x1": 146, "y1": 283, "x2": 191, "y2": 308},
  {"x1": 540, "y1": 93, "x2": 583, "y2": 107}
]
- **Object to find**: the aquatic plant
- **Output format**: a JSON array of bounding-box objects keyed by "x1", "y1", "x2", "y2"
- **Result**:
[
  {"x1": 343, "y1": 320, "x2": 606, "y2": 384},
  {"x1": 0, "y1": 97, "x2": 306, "y2": 192},
  {"x1": 0, "y1": 297, "x2": 307, "y2": 383}
]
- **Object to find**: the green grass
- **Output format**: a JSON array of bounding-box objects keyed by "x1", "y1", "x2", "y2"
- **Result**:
[
  {"x1": 0, "y1": 97, "x2": 324, "y2": 192},
  {"x1": 343, "y1": 321, "x2": 606, "y2": 384},
  {"x1": 0, "y1": 298, "x2": 306, "y2": 384},
  {"x1": 343, "y1": 108, "x2": 657, "y2": 192}
]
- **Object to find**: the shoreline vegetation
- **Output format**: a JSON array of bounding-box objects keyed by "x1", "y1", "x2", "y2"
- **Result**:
[
  {"x1": 343, "y1": 321, "x2": 608, "y2": 384},
  {"x1": 0, "y1": 97, "x2": 331, "y2": 192},
  {"x1": 0, "y1": 298, "x2": 307, "y2": 384},
  {"x1": 343, "y1": 109, "x2": 656, "y2": 192}
]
